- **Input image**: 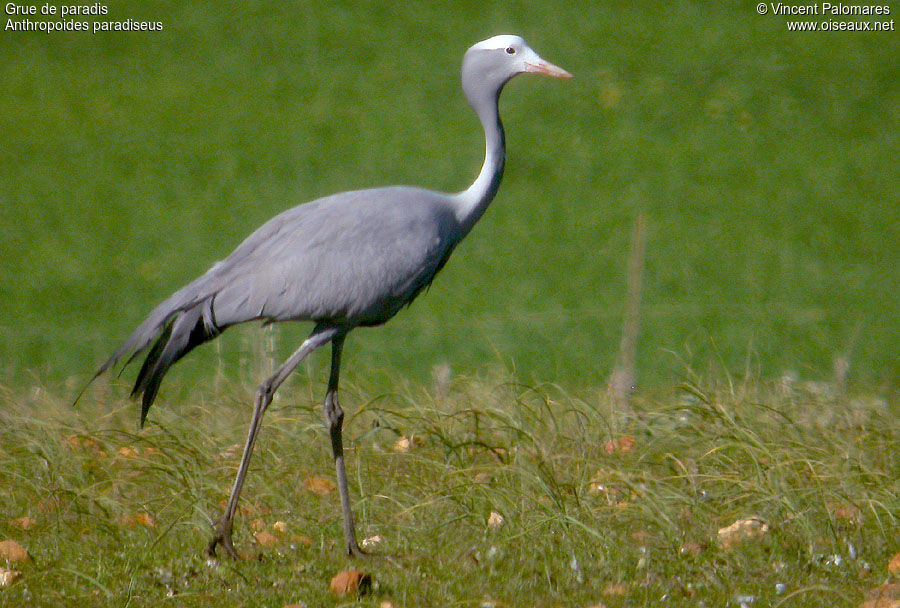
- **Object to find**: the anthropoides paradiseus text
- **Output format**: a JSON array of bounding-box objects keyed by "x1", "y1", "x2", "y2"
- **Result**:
[{"x1": 4, "y1": 3, "x2": 164, "y2": 33}]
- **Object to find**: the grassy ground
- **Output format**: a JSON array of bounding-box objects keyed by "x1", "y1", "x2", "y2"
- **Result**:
[
  {"x1": 1, "y1": 368, "x2": 897, "y2": 606},
  {"x1": 1, "y1": 5, "x2": 898, "y2": 605},
  {"x1": 1, "y1": 1, "x2": 898, "y2": 390}
]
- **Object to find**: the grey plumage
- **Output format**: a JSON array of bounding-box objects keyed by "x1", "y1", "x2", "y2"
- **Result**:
[
  {"x1": 88, "y1": 34, "x2": 570, "y2": 559},
  {"x1": 101, "y1": 187, "x2": 460, "y2": 423}
]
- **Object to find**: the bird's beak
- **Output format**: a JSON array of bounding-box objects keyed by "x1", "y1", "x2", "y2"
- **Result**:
[{"x1": 524, "y1": 58, "x2": 573, "y2": 79}]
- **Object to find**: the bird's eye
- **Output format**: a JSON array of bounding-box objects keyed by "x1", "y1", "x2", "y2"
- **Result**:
[{"x1": 505, "y1": 46, "x2": 516, "y2": 55}]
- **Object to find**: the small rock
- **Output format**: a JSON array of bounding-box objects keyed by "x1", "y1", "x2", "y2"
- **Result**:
[
  {"x1": 380, "y1": 602, "x2": 395, "y2": 608},
  {"x1": 134, "y1": 513, "x2": 156, "y2": 528},
  {"x1": 392, "y1": 437, "x2": 412, "y2": 453},
  {"x1": 117, "y1": 512, "x2": 156, "y2": 528},
  {"x1": 391, "y1": 435, "x2": 423, "y2": 452},
  {"x1": 616, "y1": 435, "x2": 635, "y2": 452},
  {"x1": 889, "y1": 552, "x2": 900, "y2": 577},
  {"x1": 360, "y1": 535, "x2": 383, "y2": 551},
  {"x1": 304, "y1": 476, "x2": 336, "y2": 496},
  {"x1": 255, "y1": 531, "x2": 278, "y2": 547},
  {"x1": 329, "y1": 569, "x2": 372, "y2": 597},
  {"x1": 116, "y1": 446, "x2": 139, "y2": 459},
  {"x1": 718, "y1": 517, "x2": 768, "y2": 550},
  {"x1": 0, "y1": 540, "x2": 30, "y2": 563},
  {"x1": 9, "y1": 517, "x2": 35, "y2": 531},
  {"x1": 603, "y1": 435, "x2": 635, "y2": 455},
  {"x1": 487, "y1": 511, "x2": 504, "y2": 529},
  {"x1": 0, "y1": 568, "x2": 22, "y2": 586}
]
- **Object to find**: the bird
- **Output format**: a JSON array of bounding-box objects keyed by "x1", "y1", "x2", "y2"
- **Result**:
[{"x1": 86, "y1": 34, "x2": 571, "y2": 559}]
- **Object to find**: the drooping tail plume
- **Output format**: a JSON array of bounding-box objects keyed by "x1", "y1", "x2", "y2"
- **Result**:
[
  {"x1": 76, "y1": 283, "x2": 220, "y2": 425},
  {"x1": 130, "y1": 303, "x2": 220, "y2": 425}
]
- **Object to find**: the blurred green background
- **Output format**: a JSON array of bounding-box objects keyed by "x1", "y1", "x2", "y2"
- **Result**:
[{"x1": 1, "y1": 1, "x2": 897, "y2": 394}]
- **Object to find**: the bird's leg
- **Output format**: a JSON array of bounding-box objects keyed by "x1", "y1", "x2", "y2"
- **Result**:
[
  {"x1": 323, "y1": 333, "x2": 366, "y2": 558},
  {"x1": 207, "y1": 380, "x2": 273, "y2": 559},
  {"x1": 207, "y1": 326, "x2": 337, "y2": 559}
]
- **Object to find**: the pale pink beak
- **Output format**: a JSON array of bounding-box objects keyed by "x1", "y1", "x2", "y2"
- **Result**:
[{"x1": 525, "y1": 58, "x2": 573, "y2": 79}]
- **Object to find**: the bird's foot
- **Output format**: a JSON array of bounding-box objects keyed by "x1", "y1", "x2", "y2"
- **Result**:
[
  {"x1": 347, "y1": 542, "x2": 369, "y2": 559},
  {"x1": 347, "y1": 541, "x2": 400, "y2": 564},
  {"x1": 346, "y1": 541, "x2": 406, "y2": 568},
  {"x1": 207, "y1": 518, "x2": 238, "y2": 560}
]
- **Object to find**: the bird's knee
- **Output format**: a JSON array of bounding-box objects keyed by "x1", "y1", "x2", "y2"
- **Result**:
[
  {"x1": 324, "y1": 392, "x2": 343, "y2": 429},
  {"x1": 256, "y1": 380, "x2": 275, "y2": 405}
]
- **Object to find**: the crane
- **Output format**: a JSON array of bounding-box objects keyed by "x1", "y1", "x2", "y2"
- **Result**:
[{"x1": 88, "y1": 34, "x2": 571, "y2": 559}]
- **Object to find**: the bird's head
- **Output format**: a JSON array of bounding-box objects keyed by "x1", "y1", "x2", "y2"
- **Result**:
[{"x1": 462, "y1": 34, "x2": 572, "y2": 98}]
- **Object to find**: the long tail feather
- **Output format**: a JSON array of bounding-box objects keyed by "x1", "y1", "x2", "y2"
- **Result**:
[
  {"x1": 132, "y1": 303, "x2": 220, "y2": 426},
  {"x1": 76, "y1": 289, "x2": 221, "y2": 427}
]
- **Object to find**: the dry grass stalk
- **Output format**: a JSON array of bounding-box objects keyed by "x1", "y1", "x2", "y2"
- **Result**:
[{"x1": 609, "y1": 212, "x2": 647, "y2": 411}]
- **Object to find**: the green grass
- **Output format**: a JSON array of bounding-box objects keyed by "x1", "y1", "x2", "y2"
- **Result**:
[
  {"x1": 0, "y1": 2, "x2": 898, "y2": 392},
  {"x1": 1, "y1": 5, "x2": 898, "y2": 605},
  {"x1": 1, "y1": 370, "x2": 897, "y2": 606}
]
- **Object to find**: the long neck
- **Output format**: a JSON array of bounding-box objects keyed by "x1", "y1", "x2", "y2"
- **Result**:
[{"x1": 453, "y1": 89, "x2": 506, "y2": 233}]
